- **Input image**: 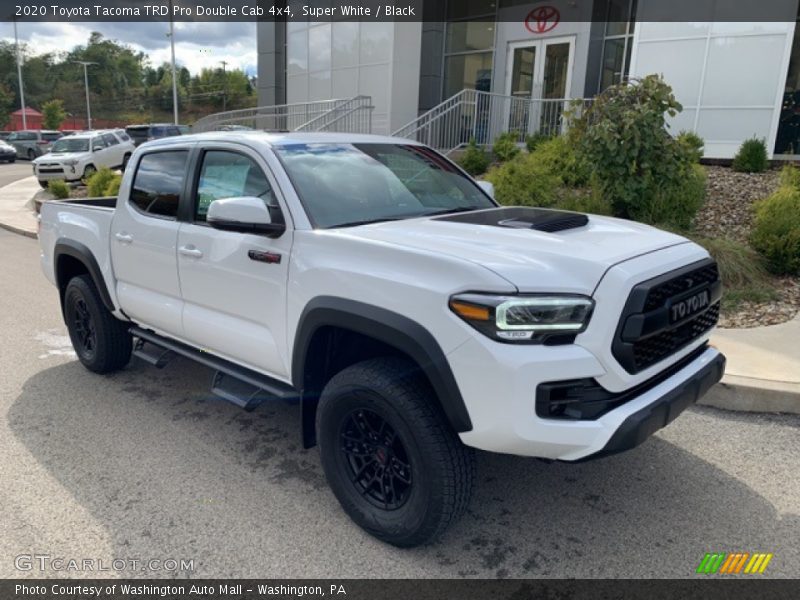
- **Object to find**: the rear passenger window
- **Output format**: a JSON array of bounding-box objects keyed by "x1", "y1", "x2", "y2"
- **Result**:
[
  {"x1": 130, "y1": 151, "x2": 188, "y2": 219},
  {"x1": 102, "y1": 133, "x2": 119, "y2": 146}
]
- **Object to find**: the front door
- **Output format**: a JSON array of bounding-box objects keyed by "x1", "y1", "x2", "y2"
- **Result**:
[
  {"x1": 505, "y1": 36, "x2": 575, "y2": 136},
  {"x1": 177, "y1": 146, "x2": 292, "y2": 380}
]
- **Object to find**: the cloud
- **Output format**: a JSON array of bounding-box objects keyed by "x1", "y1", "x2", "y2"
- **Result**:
[{"x1": 0, "y1": 20, "x2": 257, "y2": 74}]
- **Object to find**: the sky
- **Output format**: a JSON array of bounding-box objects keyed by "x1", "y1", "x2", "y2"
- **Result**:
[{"x1": 0, "y1": 21, "x2": 258, "y2": 76}]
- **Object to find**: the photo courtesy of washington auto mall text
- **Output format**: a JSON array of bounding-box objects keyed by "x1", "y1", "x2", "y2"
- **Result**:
[{"x1": 1, "y1": 0, "x2": 799, "y2": 599}]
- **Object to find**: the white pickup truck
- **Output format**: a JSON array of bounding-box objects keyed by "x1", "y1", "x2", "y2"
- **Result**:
[{"x1": 39, "y1": 132, "x2": 725, "y2": 547}]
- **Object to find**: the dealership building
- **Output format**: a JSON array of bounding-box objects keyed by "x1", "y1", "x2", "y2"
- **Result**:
[{"x1": 257, "y1": 0, "x2": 800, "y2": 159}]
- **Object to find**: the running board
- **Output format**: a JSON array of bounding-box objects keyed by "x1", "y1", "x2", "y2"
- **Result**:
[
  {"x1": 130, "y1": 327, "x2": 298, "y2": 411},
  {"x1": 133, "y1": 338, "x2": 176, "y2": 368}
]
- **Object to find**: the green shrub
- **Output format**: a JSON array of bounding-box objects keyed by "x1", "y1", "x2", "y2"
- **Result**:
[
  {"x1": 47, "y1": 179, "x2": 70, "y2": 199},
  {"x1": 750, "y1": 184, "x2": 800, "y2": 274},
  {"x1": 683, "y1": 234, "x2": 778, "y2": 311},
  {"x1": 553, "y1": 187, "x2": 613, "y2": 215},
  {"x1": 492, "y1": 131, "x2": 521, "y2": 163},
  {"x1": 677, "y1": 130, "x2": 704, "y2": 163},
  {"x1": 527, "y1": 136, "x2": 590, "y2": 187},
  {"x1": 732, "y1": 137, "x2": 769, "y2": 173},
  {"x1": 484, "y1": 153, "x2": 560, "y2": 207},
  {"x1": 525, "y1": 132, "x2": 551, "y2": 153},
  {"x1": 779, "y1": 164, "x2": 800, "y2": 189},
  {"x1": 633, "y1": 164, "x2": 706, "y2": 229},
  {"x1": 86, "y1": 167, "x2": 118, "y2": 197},
  {"x1": 571, "y1": 75, "x2": 703, "y2": 225},
  {"x1": 104, "y1": 173, "x2": 123, "y2": 197},
  {"x1": 458, "y1": 138, "x2": 490, "y2": 176}
]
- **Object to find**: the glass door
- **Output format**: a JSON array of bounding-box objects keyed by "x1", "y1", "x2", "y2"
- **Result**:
[{"x1": 506, "y1": 37, "x2": 574, "y2": 137}]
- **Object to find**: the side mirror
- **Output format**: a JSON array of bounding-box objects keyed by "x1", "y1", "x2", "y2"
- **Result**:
[
  {"x1": 207, "y1": 196, "x2": 285, "y2": 237},
  {"x1": 477, "y1": 180, "x2": 494, "y2": 199},
  {"x1": 92, "y1": 144, "x2": 103, "y2": 152}
]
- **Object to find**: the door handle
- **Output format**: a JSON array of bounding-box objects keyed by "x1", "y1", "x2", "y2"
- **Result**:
[
  {"x1": 179, "y1": 245, "x2": 204, "y2": 258},
  {"x1": 115, "y1": 232, "x2": 133, "y2": 243}
]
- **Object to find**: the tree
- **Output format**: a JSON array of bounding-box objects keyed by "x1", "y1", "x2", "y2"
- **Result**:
[
  {"x1": 0, "y1": 84, "x2": 13, "y2": 129},
  {"x1": 42, "y1": 99, "x2": 67, "y2": 130}
]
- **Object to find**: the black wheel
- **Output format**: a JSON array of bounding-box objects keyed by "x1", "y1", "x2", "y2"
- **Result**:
[
  {"x1": 27, "y1": 149, "x2": 36, "y2": 161},
  {"x1": 8, "y1": 157, "x2": 15, "y2": 163},
  {"x1": 317, "y1": 357, "x2": 475, "y2": 547},
  {"x1": 82, "y1": 164, "x2": 97, "y2": 180},
  {"x1": 121, "y1": 154, "x2": 131, "y2": 171},
  {"x1": 39, "y1": 180, "x2": 49, "y2": 189},
  {"x1": 64, "y1": 275, "x2": 132, "y2": 373}
]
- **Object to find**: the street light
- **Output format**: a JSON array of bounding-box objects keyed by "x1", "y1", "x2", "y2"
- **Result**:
[
  {"x1": 13, "y1": 18, "x2": 27, "y2": 129},
  {"x1": 73, "y1": 61, "x2": 97, "y2": 130},
  {"x1": 167, "y1": 0, "x2": 179, "y2": 125},
  {"x1": 220, "y1": 60, "x2": 228, "y2": 112}
]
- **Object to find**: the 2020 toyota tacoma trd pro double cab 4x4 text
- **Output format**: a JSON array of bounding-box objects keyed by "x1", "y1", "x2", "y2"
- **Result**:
[{"x1": 39, "y1": 132, "x2": 725, "y2": 547}]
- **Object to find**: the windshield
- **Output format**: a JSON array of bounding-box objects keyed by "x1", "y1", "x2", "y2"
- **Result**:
[
  {"x1": 274, "y1": 143, "x2": 494, "y2": 228},
  {"x1": 51, "y1": 138, "x2": 90, "y2": 153}
]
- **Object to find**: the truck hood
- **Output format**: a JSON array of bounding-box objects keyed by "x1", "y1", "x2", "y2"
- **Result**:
[
  {"x1": 339, "y1": 207, "x2": 691, "y2": 293},
  {"x1": 34, "y1": 151, "x2": 90, "y2": 163}
]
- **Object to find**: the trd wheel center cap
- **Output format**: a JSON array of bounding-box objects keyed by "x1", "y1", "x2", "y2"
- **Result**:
[{"x1": 375, "y1": 446, "x2": 389, "y2": 465}]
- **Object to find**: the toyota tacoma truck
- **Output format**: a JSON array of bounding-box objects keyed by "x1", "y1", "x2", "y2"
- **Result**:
[{"x1": 39, "y1": 132, "x2": 726, "y2": 547}]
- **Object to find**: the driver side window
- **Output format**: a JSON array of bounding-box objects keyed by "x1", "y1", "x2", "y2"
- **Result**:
[{"x1": 194, "y1": 150, "x2": 279, "y2": 222}]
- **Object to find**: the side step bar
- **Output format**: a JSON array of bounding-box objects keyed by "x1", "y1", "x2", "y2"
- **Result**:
[{"x1": 130, "y1": 327, "x2": 298, "y2": 411}]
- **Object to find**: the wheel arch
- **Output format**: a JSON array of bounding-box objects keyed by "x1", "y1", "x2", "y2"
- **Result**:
[
  {"x1": 292, "y1": 297, "x2": 473, "y2": 448},
  {"x1": 54, "y1": 239, "x2": 116, "y2": 316}
]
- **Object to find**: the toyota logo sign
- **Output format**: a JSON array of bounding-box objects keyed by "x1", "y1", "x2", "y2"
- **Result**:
[{"x1": 525, "y1": 5, "x2": 561, "y2": 34}]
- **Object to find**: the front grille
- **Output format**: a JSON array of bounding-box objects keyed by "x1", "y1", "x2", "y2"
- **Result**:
[
  {"x1": 632, "y1": 302, "x2": 719, "y2": 372},
  {"x1": 39, "y1": 167, "x2": 64, "y2": 174},
  {"x1": 613, "y1": 259, "x2": 722, "y2": 374},
  {"x1": 643, "y1": 263, "x2": 719, "y2": 311}
]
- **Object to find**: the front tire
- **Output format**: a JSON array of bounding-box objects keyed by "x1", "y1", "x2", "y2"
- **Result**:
[
  {"x1": 38, "y1": 180, "x2": 49, "y2": 189},
  {"x1": 64, "y1": 275, "x2": 132, "y2": 373},
  {"x1": 316, "y1": 357, "x2": 475, "y2": 547},
  {"x1": 82, "y1": 164, "x2": 97, "y2": 181},
  {"x1": 27, "y1": 149, "x2": 36, "y2": 161}
]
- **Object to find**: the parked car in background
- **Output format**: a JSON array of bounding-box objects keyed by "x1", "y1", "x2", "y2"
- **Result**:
[
  {"x1": 177, "y1": 124, "x2": 191, "y2": 135},
  {"x1": 7, "y1": 130, "x2": 63, "y2": 160},
  {"x1": 0, "y1": 131, "x2": 11, "y2": 141},
  {"x1": 0, "y1": 139, "x2": 16, "y2": 162},
  {"x1": 32, "y1": 129, "x2": 135, "y2": 187},
  {"x1": 125, "y1": 123, "x2": 183, "y2": 146}
]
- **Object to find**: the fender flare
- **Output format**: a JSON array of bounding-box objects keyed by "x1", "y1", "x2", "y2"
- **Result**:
[
  {"x1": 54, "y1": 239, "x2": 116, "y2": 313},
  {"x1": 292, "y1": 296, "x2": 473, "y2": 433}
]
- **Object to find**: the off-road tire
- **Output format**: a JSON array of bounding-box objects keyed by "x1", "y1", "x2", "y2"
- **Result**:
[
  {"x1": 316, "y1": 357, "x2": 475, "y2": 547},
  {"x1": 64, "y1": 275, "x2": 132, "y2": 373},
  {"x1": 82, "y1": 164, "x2": 96, "y2": 180}
]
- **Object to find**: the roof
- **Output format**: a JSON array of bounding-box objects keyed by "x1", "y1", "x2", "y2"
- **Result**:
[
  {"x1": 12, "y1": 107, "x2": 42, "y2": 116},
  {"x1": 140, "y1": 131, "x2": 421, "y2": 149}
]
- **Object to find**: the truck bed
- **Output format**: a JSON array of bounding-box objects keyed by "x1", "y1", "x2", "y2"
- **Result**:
[{"x1": 38, "y1": 196, "x2": 121, "y2": 310}]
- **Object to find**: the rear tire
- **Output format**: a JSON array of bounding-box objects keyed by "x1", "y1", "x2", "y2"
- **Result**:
[
  {"x1": 27, "y1": 149, "x2": 35, "y2": 161},
  {"x1": 64, "y1": 275, "x2": 132, "y2": 374},
  {"x1": 316, "y1": 357, "x2": 475, "y2": 547}
]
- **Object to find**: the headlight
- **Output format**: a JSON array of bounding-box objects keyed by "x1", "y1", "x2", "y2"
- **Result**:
[
  {"x1": 62, "y1": 160, "x2": 78, "y2": 166},
  {"x1": 449, "y1": 293, "x2": 594, "y2": 344}
]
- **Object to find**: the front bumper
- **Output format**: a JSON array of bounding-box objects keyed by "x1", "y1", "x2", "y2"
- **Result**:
[
  {"x1": 450, "y1": 336, "x2": 724, "y2": 461},
  {"x1": 34, "y1": 164, "x2": 81, "y2": 181},
  {"x1": 576, "y1": 349, "x2": 725, "y2": 461}
]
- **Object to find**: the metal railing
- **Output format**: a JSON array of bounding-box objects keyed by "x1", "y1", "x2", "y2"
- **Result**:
[
  {"x1": 295, "y1": 95, "x2": 374, "y2": 133},
  {"x1": 192, "y1": 96, "x2": 374, "y2": 133},
  {"x1": 393, "y1": 89, "x2": 592, "y2": 155}
]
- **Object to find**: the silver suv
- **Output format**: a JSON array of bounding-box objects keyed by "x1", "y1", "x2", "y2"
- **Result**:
[{"x1": 6, "y1": 130, "x2": 63, "y2": 160}]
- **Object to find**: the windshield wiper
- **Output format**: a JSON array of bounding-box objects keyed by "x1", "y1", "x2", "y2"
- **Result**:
[
  {"x1": 421, "y1": 206, "x2": 485, "y2": 217},
  {"x1": 332, "y1": 217, "x2": 408, "y2": 228}
]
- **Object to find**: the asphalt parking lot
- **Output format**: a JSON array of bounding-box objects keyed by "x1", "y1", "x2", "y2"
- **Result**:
[{"x1": 0, "y1": 226, "x2": 798, "y2": 578}]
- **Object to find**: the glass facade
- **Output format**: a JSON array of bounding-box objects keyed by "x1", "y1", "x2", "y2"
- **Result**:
[
  {"x1": 776, "y1": 8, "x2": 800, "y2": 155},
  {"x1": 597, "y1": 0, "x2": 637, "y2": 92},
  {"x1": 442, "y1": 1, "x2": 497, "y2": 100}
]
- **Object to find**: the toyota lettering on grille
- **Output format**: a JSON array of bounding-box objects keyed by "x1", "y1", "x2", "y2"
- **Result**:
[{"x1": 670, "y1": 289, "x2": 710, "y2": 324}]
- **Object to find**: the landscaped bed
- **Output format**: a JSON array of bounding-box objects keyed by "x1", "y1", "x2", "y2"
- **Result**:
[{"x1": 697, "y1": 167, "x2": 800, "y2": 328}]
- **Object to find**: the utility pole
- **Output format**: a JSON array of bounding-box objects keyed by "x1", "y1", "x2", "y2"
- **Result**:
[
  {"x1": 13, "y1": 18, "x2": 27, "y2": 129},
  {"x1": 168, "y1": 0, "x2": 179, "y2": 124},
  {"x1": 220, "y1": 60, "x2": 228, "y2": 112},
  {"x1": 73, "y1": 61, "x2": 97, "y2": 130}
]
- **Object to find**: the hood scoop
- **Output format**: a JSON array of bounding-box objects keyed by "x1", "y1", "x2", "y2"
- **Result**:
[{"x1": 436, "y1": 207, "x2": 589, "y2": 233}]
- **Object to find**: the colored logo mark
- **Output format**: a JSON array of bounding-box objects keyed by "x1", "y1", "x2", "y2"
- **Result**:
[{"x1": 696, "y1": 552, "x2": 773, "y2": 574}]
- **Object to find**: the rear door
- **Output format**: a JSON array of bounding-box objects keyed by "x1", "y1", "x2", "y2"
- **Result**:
[
  {"x1": 176, "y1": 145, "x2": 292, "y2": 378},
  {"x1": 101, "y1": 133, "x2": 125, "y2": 167},
  {"x1": 110, "y1": 149, "x2": 190, "y2": 336}
]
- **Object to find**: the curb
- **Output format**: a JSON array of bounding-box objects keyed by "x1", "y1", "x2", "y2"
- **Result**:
[
  {"x1": 0, "y1": 220, "x2": 37, "y2": 239},
  {"x1": 699, "y1": 374, "x2": 800, "y2": 415}
]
